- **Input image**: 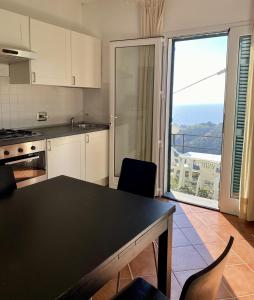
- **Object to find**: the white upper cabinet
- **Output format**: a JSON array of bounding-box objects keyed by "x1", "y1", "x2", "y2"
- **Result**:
[
  {"x1": 30, "y1": 19, "x2": 71, "y2": 86},
  {"x1": 71, "y1": 31, "x2": 101, "y2": 88},
  {"x1": 0, "y1": 9, "x2": 29, "y2": 49}
]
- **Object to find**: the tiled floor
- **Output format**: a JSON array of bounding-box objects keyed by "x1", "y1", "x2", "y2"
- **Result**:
[{"x1": 93, "y1": 200, "x2": 254, "y2": 300}]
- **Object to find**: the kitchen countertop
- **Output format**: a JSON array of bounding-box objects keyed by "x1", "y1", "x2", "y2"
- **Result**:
[{"x1": 0, "y1": 123, "x2": 109, "y2": 147}]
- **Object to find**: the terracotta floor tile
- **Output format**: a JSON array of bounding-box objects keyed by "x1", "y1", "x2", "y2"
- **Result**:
[
  {"x1": 194, "y1": 211, "x2": 230, "y2": 227},
  {"x1": 173, "y1": 221, "x2": 178, "y2": 229},
  {"x1": 119, "y1": 265, "x2": 132, "y2": 279},
  {"x1": 233, "y1": 239, "x2": 254, "y2": 264},
  {"x1": 248, "y1": 263, "x2": 254, "y2": 271},
  {"x1": 223, "y1": 264, "x2": 254, "y2": 297},
  {"x1": 182, "y1": 226, "x2": 223, "y2": 245},
  {"x1": 173, "y1": 228, "x2": 192, "y2": 248},
  {"x1": 171, "y1": 273, "x2": 182, "y2": 300},
  {"x1": 188, "y1": 205, "x2": 211, "y2": 213},
  {"x1": 194, "y1": 242, "x2": 244, "y2": 265},
  {"x1": 234, "y1": 295, "x2": 254, "y2": 299},
  {"x1": 129, "y1": 244, "x2": 157, "y2": 276},
  {"x1": 93, "y1": 279, "x2": 117, "y2": 300},
  {"x1": 211, "y1": 223, "x2": 254, "y2": 242},
  {"x1": 172, "y1": 245, "x2": 207, "y2": 271},
  {"x1": 174, "y1": 213, "x2": 197, "y2": 228},
  {"x1": 174, "y1": 268, "x2": 202, "y2": 287},
  {"x1": 94, "y1": 201, "x2": 254, "y2": 300},
  {"x1": 174, "y1": 268, "x2": 234, "y2": 299}
]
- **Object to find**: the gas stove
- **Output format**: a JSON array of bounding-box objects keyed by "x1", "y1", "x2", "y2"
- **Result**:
[{"x1": 0, "y1": 129, "x2": 41, "y2": 141}]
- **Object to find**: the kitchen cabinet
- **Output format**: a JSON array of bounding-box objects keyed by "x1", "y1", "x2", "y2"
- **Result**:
[
  {"x1": 71, "y1": 31, "x2": 101, "y2": 88},
  {"x1": 47, "y1": 135, "x2": 82, "y2": 180},
  {"x1": 0, "y1": 9, "x2": 29, "y2": 50},
  {"x1": 47, "y1": 130, "x2": 109, "y2": 186},
  {"x1": 7, "y1": 11, "x2": 102, "y2": 88},
  {"x1": 29, "y1": 19, "x2": 71, "y2": 86},
  {"x1": 84, "y1": 130, "x2": 108, "y2": 185}
]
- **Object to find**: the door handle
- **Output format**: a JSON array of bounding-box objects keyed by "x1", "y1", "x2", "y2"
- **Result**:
[
  {"x1": 72, "y1": 75, "x2": 76, "y2": 86},
  {"x1": 31, "y1": 72, "x2": 36, "y2": 83},
  {"x1": 86, "y1": 134, "x2": 89, "y2": 143},
  {"x1": 6, "y1": 156, "x2": 40, "y2": 165}
]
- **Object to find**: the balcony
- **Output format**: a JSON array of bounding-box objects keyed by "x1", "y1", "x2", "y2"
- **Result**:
[{"x1": 169, "y1": 133, "x2": 222, "y2": 209}]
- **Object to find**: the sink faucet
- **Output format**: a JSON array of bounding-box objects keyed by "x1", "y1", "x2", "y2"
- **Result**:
[{"x1": 70, "y1": 117, "x2": 75, "y2": 128}]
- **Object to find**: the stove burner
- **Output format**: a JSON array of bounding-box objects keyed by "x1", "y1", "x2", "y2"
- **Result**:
[{"x1": 0, "y1": 129, "x2": 41, "y2": 140}]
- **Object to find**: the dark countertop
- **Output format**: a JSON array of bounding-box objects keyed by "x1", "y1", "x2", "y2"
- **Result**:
[{"x1": 0, "y1": 123, "x2": 109, "y2": 147}]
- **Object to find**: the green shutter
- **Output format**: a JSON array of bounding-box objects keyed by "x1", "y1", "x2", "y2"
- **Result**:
[{"x1": 231, "y1": 35, "x2": 252, "y2": 197}]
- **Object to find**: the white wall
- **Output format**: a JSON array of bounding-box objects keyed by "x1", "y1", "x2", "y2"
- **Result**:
[
  {"x1": 0, "y1": 1, "x2": 85, "y2": 129},
  {"x1": 0, "y1": 77, "x2": 83, "y2": 129},
  {"x1": 82, "y1": 0, "x2": 253, "y2": 123}
]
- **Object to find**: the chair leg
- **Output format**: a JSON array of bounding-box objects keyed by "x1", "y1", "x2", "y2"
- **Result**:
[{"x1": 152, "y1": 241, "x2": 158, "y2": 276}]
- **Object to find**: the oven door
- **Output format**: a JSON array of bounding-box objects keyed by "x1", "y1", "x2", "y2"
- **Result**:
[{"x1": 2, "y1": 151, "x2": 47, "y2": 188}]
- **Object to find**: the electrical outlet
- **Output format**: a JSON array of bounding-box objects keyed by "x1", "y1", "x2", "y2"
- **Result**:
[{"x1": 37, "y1": 112, "x2": 48, "y2": 121}]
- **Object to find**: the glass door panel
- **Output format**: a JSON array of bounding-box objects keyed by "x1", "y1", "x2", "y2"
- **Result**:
[
  {"x1": 109, "y1": 38, "x2": 164, "y2": 189},
  {"x1": 114, "y1": 45, "x2": 155, "y2": 177}
]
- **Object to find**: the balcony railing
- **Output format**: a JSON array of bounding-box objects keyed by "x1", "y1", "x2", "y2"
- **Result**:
[
  {"x1": 171, "y1": 133, "x2": 223, "y2": 155},
  {"x1": 170, "y1": 133, "x2": 223, "y2": 201}
]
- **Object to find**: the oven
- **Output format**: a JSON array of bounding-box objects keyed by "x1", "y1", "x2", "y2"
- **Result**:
[{"x1": 0, "y1": 140, "x2": 47, "y2": 188}]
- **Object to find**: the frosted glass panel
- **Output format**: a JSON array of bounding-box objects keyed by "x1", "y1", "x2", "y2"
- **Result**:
[{"x1": 114, "y1": 45, "x2": 155, "y2": 177}]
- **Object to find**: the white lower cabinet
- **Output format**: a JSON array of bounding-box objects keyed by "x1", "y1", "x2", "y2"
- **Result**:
[
  {"x1": 47, "y1": 130, "x2": 109, "y2": 186},
  {"x1": 84, "y1": 130, "x2": 109, "y2": 185},
  {"x1": 47, "y1": 135, "x2": 83, "y2": 180}
]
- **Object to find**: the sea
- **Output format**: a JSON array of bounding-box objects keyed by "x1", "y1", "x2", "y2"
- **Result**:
[{"x1": 172, "y1": 104, "x2": 224, "y2": 125}]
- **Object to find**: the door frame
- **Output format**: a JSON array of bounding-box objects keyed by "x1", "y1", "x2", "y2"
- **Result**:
[
  {"x1": 220, "y1": 25, "x2": 252, "y2": 215},
  {"x1": 109, "y1": 37, "x2": 165, "y2": 190},
  {"x1": 163, "y1": 31, "x2": 229, "y2": 200},
  {"x1": 163, "y1": 25, "x2": 252, "y2": 215}
]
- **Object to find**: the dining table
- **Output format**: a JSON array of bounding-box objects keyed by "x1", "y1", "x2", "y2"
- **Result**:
[{"x1": 0, "y1": 175, "x2": 175, "y2": 300}]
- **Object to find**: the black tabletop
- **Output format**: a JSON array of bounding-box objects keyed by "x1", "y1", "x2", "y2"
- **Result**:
[{"x1": 0, "y1": 176, "x2": 175, "y2": 300}]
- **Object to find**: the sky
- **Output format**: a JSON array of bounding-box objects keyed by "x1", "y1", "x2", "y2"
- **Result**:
[{"x1": 173, "y1": 35, "x2": 228, "y2": 106}]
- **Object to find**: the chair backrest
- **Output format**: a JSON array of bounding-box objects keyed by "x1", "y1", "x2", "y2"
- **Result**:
[
  {"x1": 0, "y1": 165, "x2": 17, "y2": 196},
  {"x1": 117, "y1": 158, "x2": 157, "y2": 198},
  {"x1": 180, "y1": 236, "x2": 234, "y2": 300}
]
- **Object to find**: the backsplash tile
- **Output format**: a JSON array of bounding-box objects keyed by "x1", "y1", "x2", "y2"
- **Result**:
[{"x1": 0, "y1": 77, "x2": 84, "y2": 129}]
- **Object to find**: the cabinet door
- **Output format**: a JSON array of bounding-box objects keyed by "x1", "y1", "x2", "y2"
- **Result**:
[
  {"x1": 47, "y1": 135, "x2": 82, "y2": 180},
  {"x1": 71, "y1": 31, "x2": 101, "y2": 88},
  {"x1": 85, "y1": 130, "x2": 108, "y2": 185},
  {"x1": 0, "y1": 9, "x2": 29, "y2": 49},
  {"x1": 30, "y1": 19, "x2": 71, "y2": 86}
]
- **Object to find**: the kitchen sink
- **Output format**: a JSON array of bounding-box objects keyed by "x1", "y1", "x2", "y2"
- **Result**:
[{"x1": 75, "y1": 123, "x2": 99, "y2": 129}]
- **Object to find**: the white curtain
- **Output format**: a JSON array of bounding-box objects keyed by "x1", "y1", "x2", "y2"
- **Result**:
[
  {"x1": 239, "y1": 30, "x2": 254, "y2": 221},
  {"x1": 136, "y1": 0, "x2": 165, "y2": 160},
  {"x1": 141, "y1": 0, "x2": 165, "y2": 37}
]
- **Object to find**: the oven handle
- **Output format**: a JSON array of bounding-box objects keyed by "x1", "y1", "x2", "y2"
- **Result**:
[{"x1": 5, "y1": 156, "x2": 40, "y2": 165}]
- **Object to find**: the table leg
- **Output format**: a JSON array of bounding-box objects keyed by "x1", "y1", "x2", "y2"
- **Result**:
[{"x1": 157, "y1": 215, "x2": 173, "y2": 298}]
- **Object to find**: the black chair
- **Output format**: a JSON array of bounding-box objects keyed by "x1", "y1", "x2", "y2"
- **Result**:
[
  {"x1": 0, "y1": 165, "x2": 17, "y2": 196},
  {"x1": 116, "y1": 158, "x2": 157, "y2": 293},
  {"x1": 112, "y1": 236, "x2": 234, "y2": 300},
  {"x1": 118, "y1": 158, "x2": 157, "y2": 198}
]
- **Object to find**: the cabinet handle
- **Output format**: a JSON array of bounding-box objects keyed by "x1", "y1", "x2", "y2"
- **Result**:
[
  {"x1": 32, "y1": 72, "x2": 36, "y2": 83},
  {"x1": 72, "y1": 75, "x2": 76, "y2": 86},
  {"x1": 47, "y1": 140, "x2": 51, "y2": 151},
  {"x1": 86, "y1": 134, "x2": 89, "y2": 143}
]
